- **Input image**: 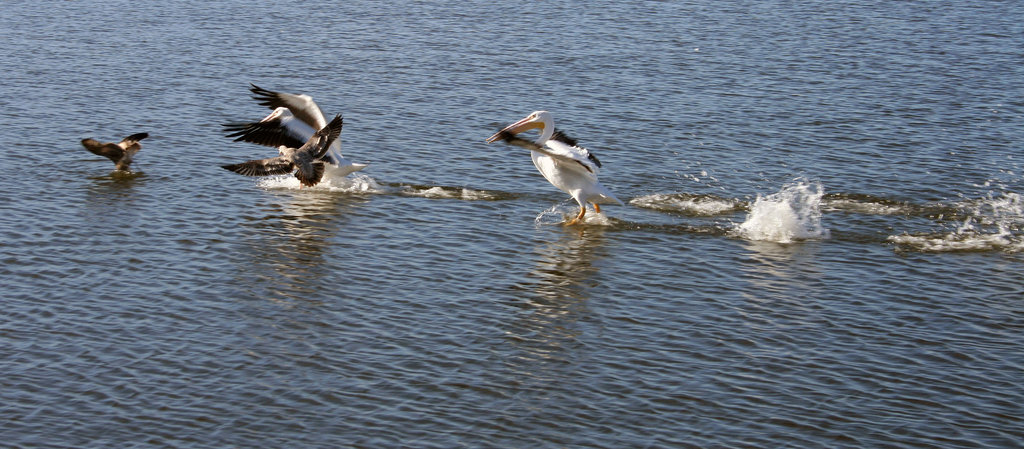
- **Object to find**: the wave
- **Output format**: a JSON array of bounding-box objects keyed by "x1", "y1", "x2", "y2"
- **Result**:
[
  {"x1": 888, "y1": 192, "x2": 1023, "y2": 253},
  {"x1": 254, "y1": 173, "x2": 519, "y2": 201},
  {"x1": 244, "y1": 171, "x2": 1022, "y2": 253},
  {"x1": 395, "y1": 184, "x2": 514, "y2": 201},
  {"x1": 629, "y1": 193, "x2": 744, "y2": 216}
]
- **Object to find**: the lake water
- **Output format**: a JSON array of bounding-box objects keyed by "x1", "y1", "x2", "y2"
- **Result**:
[{"x1": 1, "y1": 1, "x2": 1022, "y2": 447}]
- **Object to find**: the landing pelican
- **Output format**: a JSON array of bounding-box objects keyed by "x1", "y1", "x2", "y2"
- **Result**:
[
  {"x1": 222, "y1": 115, "x2": 343, "y2": 187},
  {"x1": 223, "y1": 84, "x2": 367, "y2": 181},
  {"x1": 487, "y1": 111, "x2": 622, "y2": 225},
  {"x1": 81, "y1": 132, "x2": 149, "y2": 171}
]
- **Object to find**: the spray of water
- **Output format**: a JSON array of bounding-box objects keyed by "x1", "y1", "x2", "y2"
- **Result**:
[
  {"x1": 534, "y1": 202, "x2": 613, "y2": 226},
  {"x1": 734, "y1": 180, "x2": 830, "y2": 243},
  {"x1": 888, "y1": 192, "x2": 1023, "y2": 252},
  {"x1": 256, "y1": 172, "x2": 382, "y2": 193}
]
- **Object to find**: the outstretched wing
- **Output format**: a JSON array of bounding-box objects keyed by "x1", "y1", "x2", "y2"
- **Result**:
[
  {"x1": 223, "y1": 107, "x2": 311, "y2": 149},
  {"x1": 298, "y1": 114, "x2": 344, "y2": 161},
  {"x1": 221, "y1": 157, "x2": 294, "y2": 177},
  {"x1": 285, "y1": 115, "x2": 344, "y2": 187},
  {"x1": 118, "y1": 132, "x2": 148, "y2": 154},
  {"x1": 81, "y1": 139, "x2": 124, "y2": 163},
  {"x1": 119, "y1": 132, "x2": 148, "y2": 145},
  {"x1": 248, "y1": 83, "x2": 326, "y2": 130},
  {"x1": 493, "y1": 130, "x2": 597, "y2": 175}
]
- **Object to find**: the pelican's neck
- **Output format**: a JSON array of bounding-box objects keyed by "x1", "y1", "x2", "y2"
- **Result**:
[{"x1": 535, "y1": 124, "x2": 554, "y2": 145}]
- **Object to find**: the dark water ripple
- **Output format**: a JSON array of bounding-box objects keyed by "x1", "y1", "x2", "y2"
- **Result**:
[{"x1": 3, "y1": 0, "x2": 1024, "y2": 448}]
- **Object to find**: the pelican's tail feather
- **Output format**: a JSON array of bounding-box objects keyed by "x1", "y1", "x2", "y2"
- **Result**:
[
  {"x1": 324, "y1": 161, "x2": 368, "y2": 179},
  {"x1": 588, "y1": 183, "x2": 624, "y2": 206}
]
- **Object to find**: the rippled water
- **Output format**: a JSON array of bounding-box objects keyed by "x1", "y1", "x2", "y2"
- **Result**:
[{"x1": 2, "y1": 1, "x2": 1023, "y2": 447}]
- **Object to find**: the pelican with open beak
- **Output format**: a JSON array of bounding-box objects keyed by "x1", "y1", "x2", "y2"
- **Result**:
[{"x1": 487, "y1": 111, "x2": 622, "y2": 225}]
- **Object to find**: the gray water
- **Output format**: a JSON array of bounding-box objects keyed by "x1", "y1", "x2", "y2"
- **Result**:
[{"x1": 2, "y1": 1, "x2": 1023, "y2": 448}]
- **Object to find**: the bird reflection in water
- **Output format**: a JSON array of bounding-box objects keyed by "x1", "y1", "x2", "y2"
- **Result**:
[
  {"x1": 81, "y1": 172, "x2": 150, "y2": 220},
  {"x1": 527, "y1": 227, "x2": 609, "y2": 304},
  {"x1": 235, "y1": 191, "x2": 368, "y2": 305},
  {"x1": 503, "y1": 227, "x2": 610, "y2": 383}
]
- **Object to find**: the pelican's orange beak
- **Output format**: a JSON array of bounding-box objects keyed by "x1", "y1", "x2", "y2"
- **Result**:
[{"x1": 486, "y1": 114, "x2": 544, "y2": 143}]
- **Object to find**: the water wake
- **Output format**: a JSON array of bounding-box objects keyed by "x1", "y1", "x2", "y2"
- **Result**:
[
  {"x1": 888, "y1": 192, "x2": 1023, "y2": 253},
  {"x1": 253, "y1": 172, "x2": 517, "y2": 201},
  {"x1": 256, "y1": 173, "x2": 383, "y2": 193},
  {"x1": 246, "y1": 169, "x2": 1022, "y2": 252},
  {"x1": 399, "y1": 185, "x2": 501, "y2": 201},
  {"x1": 733, "y1": 180, "x2": 830, "y2": 243},
  {"x1": 630, "y1": 193, "x2": 744, "y2": 216}
]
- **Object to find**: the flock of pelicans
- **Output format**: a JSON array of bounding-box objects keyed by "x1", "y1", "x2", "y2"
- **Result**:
[{"x1": 82, "y1": 84, "x2": 623, "y2": 225}]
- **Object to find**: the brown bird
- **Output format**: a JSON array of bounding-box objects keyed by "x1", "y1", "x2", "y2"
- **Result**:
[
  {"x1": 221, "y1": 114, "x2": 343, "y2": 187},
  {"x1": 80, "y1": 132, "x2": 149, "y2": 171}
]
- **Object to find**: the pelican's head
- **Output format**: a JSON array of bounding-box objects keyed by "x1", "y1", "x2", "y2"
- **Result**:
[{"x1": 486, "y1": 111, "x2": 553, "y2": 143}]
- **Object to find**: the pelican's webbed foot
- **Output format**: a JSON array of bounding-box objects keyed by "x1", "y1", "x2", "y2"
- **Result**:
[{"x1": 564, "y1": 207, "x2": 587, "y2": 226}]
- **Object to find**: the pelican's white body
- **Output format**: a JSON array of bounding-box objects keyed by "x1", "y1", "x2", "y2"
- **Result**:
[
  {"x1": 499, "y1": 111, "x2": 621, "y2": 211},
  {"x1": 528, "y1": 129, "x2": 622, "y2": 208}
]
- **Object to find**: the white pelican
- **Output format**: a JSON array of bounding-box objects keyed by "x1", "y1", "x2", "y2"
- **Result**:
[
  {"x1": 81, "y1": 132, "x2": 149, "y2": 171},
  {"x1": 222, "y1": 115, "x2": 343, "y2": 187},
  {"x1": 486, "y1": 111, "x2": 622, "y2": 225},
  {"x1": 223, "y1": 84, "x2": 367, "y2": 180}
]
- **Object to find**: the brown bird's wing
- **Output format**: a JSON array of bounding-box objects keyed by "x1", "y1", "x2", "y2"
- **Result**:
[
  {"x1": 81, "y1": 139, "x2": 125, "y2": 163},
  {"x1": 118, "y1": 132, "x2": 149, "y2": 154},
  {"x1": 294, "y1": 161, "x2": 326, "y2": 187},
  {"x1": 297, "y1": 114, "x2": 344, "y2": 161},
  {"x1": 221, "y1": 157, "x2": 294, "y2": 177},
  {"x1": 119, "y1": 132, "x2": 149, "y2": 146},
  {"x1": 291, "y1": 116, "x2": 338, "y2": 186}
]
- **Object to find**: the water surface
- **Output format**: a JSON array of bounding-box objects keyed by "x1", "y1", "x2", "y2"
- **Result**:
[{"x1": 1, "y1": 1, "x2": 1022, "y2": 447}]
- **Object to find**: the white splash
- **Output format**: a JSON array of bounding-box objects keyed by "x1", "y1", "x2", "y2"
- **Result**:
[
  {"x1": 534, "y1": 202, "x2": 612, "y2": 226},
  {"x1": 256, "y1": 173, "x2": 382, "y2": 193},
  {"x1": 734, "y1": 180, "x2": 830, "y2": 243},
  {"x1": 888, "y1": 192, "x2": 1023, "y2": 253}
]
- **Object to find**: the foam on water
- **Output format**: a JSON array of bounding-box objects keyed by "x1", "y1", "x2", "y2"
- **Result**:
[
  {"x1": 888, "y1": 192, "x2": 1023, "y2": 252},
  {"x1": 630, "y1": 193, "x2": 743, "y2": 216},
  {"x1": 733, "y1": 180, "x2": 830, "y2": 243},
  {"x1": 256, "y1": 173, "x2": 383, "y2": 193},
  {"x1": 249, "y1": 171, "x2": 510, "y2": 202},
  {"x1": 822, "y1": 196, "x2": 912, "y2": 215},
  {"x1": 400, "y1": 186, "x2": 499, "y2": 201}
]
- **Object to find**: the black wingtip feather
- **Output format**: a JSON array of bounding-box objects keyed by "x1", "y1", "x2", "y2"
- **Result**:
[
  {"x1": 550, "y1": 130, "x2": 579, "y2": 147},
  {"x1": 248, "y1": 83, "x2": 282, "y2": 109},
  {"x1": 551, "y1": 129, "x2": 602, "y2": 168}
]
